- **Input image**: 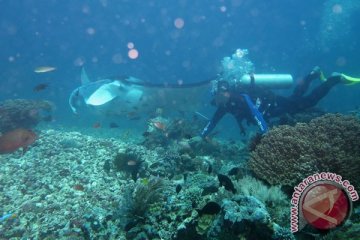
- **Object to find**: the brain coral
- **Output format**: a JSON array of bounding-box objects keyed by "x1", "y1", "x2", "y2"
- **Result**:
[{"x1": 249, "y1": 114, "x2": 360, "y2": 189}]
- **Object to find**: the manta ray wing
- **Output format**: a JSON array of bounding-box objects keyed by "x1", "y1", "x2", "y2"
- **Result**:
[
  {"x1": 81, "y1": 67, "x2": 91, "y2": 85},
  {"x1": 86, "y1": 81, "x2": 122, "y2": 106},
  {"x1": 105, "y1": 80, "x2": 212, "y2": 117}
]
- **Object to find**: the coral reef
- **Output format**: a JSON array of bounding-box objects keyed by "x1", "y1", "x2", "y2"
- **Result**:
[
  {"x1": 0, "y1": 130, "x2": 126, "y2": 239},
  {"x1": 142, "y1": 116, "x2": 202, "y2": 149},
  {"x1": 235, "y1": 176, "x2": 290, "y2": 226},
  {"x1": 176, "y1": 195, "x2": 294, "y2": 240},
  {"x1": 272, "y1": 108, "x2": 326, "y2": 126},
  {"x1": 117, "y1": 178, "x2": 167, "y2": 239},
  {"x1": 141, "y1": 116, "x2": 248, "y2": 163},
  {"x1": 221, "y1": 196, "x2": 272, "y2": 237},
  {"x1": 236, "y1": 176, "x2": 287, "y2": 206},
  {"x1": 0, "y1": 127, "x2": 295, "y2": 239},
  {"x1": 249, "y1": 113, "x2": 360, "y2": 189},
  {"x1": 113, "y1": 150, "x2": 144, "y2": 180},
  {"x1": 0, "y1": 99, "x2": 53, "y2": 133},
  {"x1": 319, "y1": 222, "x2": 360, "y2": 240}
]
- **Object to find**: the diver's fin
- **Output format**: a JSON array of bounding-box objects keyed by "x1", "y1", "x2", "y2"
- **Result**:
[
  {"x1": 341, "y1": 73, "x2": 360, "y2": 85},
  {"x1": 241, "y1": 94, "x2": 268, "y2": 134},
  {"x1": 81, "y1": 67, "x2": 91, "y2": 85},
  {"x1": 86, "y1": 81, "x2": 121, "y2": 106}
]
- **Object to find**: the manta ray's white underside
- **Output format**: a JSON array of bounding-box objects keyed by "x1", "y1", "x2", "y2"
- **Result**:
[{"x1": 69, "y1": 68, "x2": 212, "y2": 117}]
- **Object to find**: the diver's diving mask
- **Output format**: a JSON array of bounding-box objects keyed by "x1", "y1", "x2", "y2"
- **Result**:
[
  {"x1": 211, "y1": 80, "x2": 231, "y2": 95},
  {"x1": 212, "y1": 80, "x2": 231, "y2": 105}
]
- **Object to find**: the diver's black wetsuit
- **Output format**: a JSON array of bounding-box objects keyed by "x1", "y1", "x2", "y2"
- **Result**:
[{"x1": 201, "y1": 72, "x2": 342, "y2": 137}]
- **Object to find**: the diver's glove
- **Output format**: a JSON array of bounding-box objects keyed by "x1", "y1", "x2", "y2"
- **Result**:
[
  {"x1": 200, "y1": 129, "x2": 208, "y2": 139},
  {"x1": 310, "y1": 66, "x2": 321, "y2": 76},
  {"x1": 310, "y1": 66, "x2": 326, "y2": 81}
]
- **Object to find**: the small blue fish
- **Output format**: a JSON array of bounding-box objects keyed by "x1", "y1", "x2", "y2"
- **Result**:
[{"x1": 0, "y1": 213, "x2": 16, "y2": 222}]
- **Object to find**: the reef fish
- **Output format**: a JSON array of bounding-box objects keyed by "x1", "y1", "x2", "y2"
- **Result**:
[
  {"x1": 0, "y1": 213, "x2": 16, "y2": 222},
  {"x1": 217, "y1": 174, "x2": 236, "y2": 194},
  {"x1": 109, "y1": 122, "x2": 119, "y2": 128},
  {"x1": 33, "y1": 83, "x2": 49, "y2": 92},
  {"x1": 153, "y1": 121, "x2": 166, "y2": 131},
  {"x1": 34, "y1": 66, "x2": 56, "y2": 73},
  {"x1": 0, "y1": 128, "x2": 37, "y2": 154}
]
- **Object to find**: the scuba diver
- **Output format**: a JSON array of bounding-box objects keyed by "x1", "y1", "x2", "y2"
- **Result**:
[{"x1": 201, "y1": 49, "x2": 360, "y2": 138}]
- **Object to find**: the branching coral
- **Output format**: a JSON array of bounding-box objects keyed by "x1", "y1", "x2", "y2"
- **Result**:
[{"x1": 249, "y1": 114, "x2": 360, "y2": 189}]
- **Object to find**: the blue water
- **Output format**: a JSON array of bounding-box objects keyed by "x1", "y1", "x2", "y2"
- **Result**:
[{"x1": 1, "y1": 0, "x2": 359, "y2": 132}]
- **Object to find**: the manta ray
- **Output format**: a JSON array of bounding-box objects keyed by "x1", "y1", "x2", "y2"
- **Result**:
[{"x1": 68, "y1": 68, "x2": 213, "y2": 118}]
